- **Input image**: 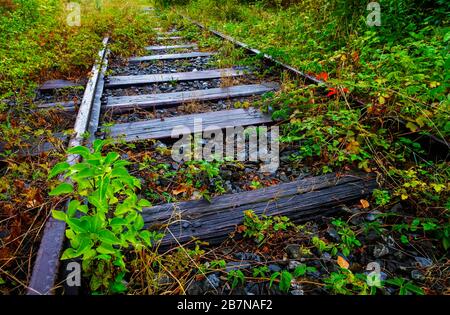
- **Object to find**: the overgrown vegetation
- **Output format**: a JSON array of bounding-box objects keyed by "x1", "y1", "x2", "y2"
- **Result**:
[
  {"x1": 49, "y1": 140, "x2": 162, "y2": 293},
  {"x1": 1, "y1": 0, "x2": 448, "y2": 295},
  {"x1": 153, "y1": 0, "x2": 449, "y2": 295},
  {"x1": 0, "y1": 0, "x2": 156, "y2": 100},
  {"x1": 0, "y1": 0, "x2": 158, "y2": 294}
]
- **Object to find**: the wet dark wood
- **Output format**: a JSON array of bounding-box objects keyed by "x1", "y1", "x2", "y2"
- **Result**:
[
  {"x1": 129, "y1": 52, "x2": 214, "y2": 63},
  {"x1": 105, "y1": 108, "x2": 272, "y2": 142},
  {"x1": 37, "y1": 101, "x2": 77, "y2": 111},
  {"x1": 105, "y1": 83, "x2": 277, "y2": 113},
  {"x1": 142, "y1": 173, "x2": 378, "y2": 247},
  {"x1": 105, "y1": 68, "x2": 245, "y2": 88},
  {"x1": 157, "y1": 36, "x2": 183, "y2": 40},
  {"x1": 145, "y1": 44, "x2": 197, "y2": 51},
  {"x1": 39, "y1": 79, "x2": 83, "y2": 91}
]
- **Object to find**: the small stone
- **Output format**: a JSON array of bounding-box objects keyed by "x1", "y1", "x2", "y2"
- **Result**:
[
  {"x1": 279, "y1": 173, "x2": 289, "y2": 182},
  {"x1": 326, "y1": 227, "x2": 340, "y2": 241},
  {"x1": 0, "y1": 229, "x2": 10, "y2": 239},
  {"x1": 245, "y1": 283, "x2": 261, "y2": 295},
  {"x1": 366, "y1": 230, "x2": 380, "y2": 242},
  {"x1": 157, "y1": 274, "x2": 172, "y2": 286},
  {"x1": 154, "y1": 141, "x2": 167, "y2": 149},
  {"x1": 321, "y1": 252, "x2": 332, "y2": 261},
  {"x1": 205, "y1": 274, "x2": 220, "y2": 289},
  {"x1": 373, "y1": 244, "x2": 390, "y2": 258},
  {"x1": 225, "y1": 261, "x2": 251, "y2": 272},
  {"x1": 390, "y1": 203, "x2": 402, "y2": 213},
  {"x1": 393, "y1": 251, "x2": 405, "y2": 260},
  {"x1": 186, "y1": 281, "x2": 204, "y2": 295},
  {"x1": 285, "y1": 244, "x2": 301, "y2": 259},
  {"x1": 366, "y1": 210, "x2": 382, "y2": 222},
  {"x1": 310, "y1": 271, "x2": 321, "y2": 279},
  {"x1": 288, "y1": 260, "x2": 301, "y2": 271},
  {"x1": 381, "y1": 235, "x2": 395, "y2": 247},
  {"x1": 379, "y1": 272, "x2": 388, "y2": 281},
  {"x1": 268, "y1": 264, "x2": 281, "y2": 272},
  {"x1": 234, "y1": 252, "x2": 261, "y2": 262},
  {"x1": 411, "y1": 270, "x2": 426, "y2": 281},
  {"x1": 290, "y1": 289, "x2": 304, "y2": 295},
  {"x1": 414, "y1": 256, "x2": 433, "y2": 268}
]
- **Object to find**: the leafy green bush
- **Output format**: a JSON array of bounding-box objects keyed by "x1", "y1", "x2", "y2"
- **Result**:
[{"x1": 49, "y1": 140, "x2": 163, "y2": 293}]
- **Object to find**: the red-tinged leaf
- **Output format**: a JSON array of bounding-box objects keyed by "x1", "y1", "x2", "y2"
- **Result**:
[
  {"x1": 326, "y1": 88, "x2": 338, "y2": 97},
  {"x1": 236, "y1": 225, "x2": 246, "y2": 233},
  {"x1": 316, "y1": 72, "x2": 329, "y2": 81}
]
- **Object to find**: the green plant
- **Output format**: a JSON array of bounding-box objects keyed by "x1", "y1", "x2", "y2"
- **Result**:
[
  {"x1": 209, "y1": 259, "x2": 226, "y2": 269},
  {"x1": 183, "y1": 159, "x2": 225, "y2": 202},
  {"x1": 312, "y1": 236, "x2": 338, "y2": 256},
  {"x1": 324, "y1": 269, "x2": 374, "y2": 295},
  {"x1": 242, "y1": 210, "x2": 294, "y2": 245},
  {"x1": 249, "y1": 180, "x2": 263, "y2": 190},
  {"x1": 392, "y1": 216, "x2": 450, "y2": 249},
  {"x1": 227, "y1": 269, "x2": 245, "y2": 289},
  {"x1": 49, "y1": 140, "x2": 163, "y2": 293},
  {"x1": 385, "y1": 277, "x2": 424, "y2": 295},
  {"x1": 269, "y1": 270, "x2": 292, "y2": 292},
  {"x1": 252, "y1": 265, "x2": 270, "y2": 277},
  {"x1": 373, "y1": 189, "x2": 391, "y2": 206},
  {"x1": 363, "y1": 220, "x2": 385, "y2": 236},
  {"x1": 332, "y1": 219, "x2": 362, "y2": 256},
  {"x1": 293, "y1": 264, "x2": 317, "y2": 277}
]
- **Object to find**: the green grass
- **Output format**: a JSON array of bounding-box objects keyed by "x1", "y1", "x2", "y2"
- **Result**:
[
  {"x1": 0, "y1": 0, "x2": 156, "y2": 101},
  {"x1": 162, "y1": 0, "x2": 450, "y2": 139},
  {"x1": 0, "y1": 0, "x2": 158, "y2": 294},
  {"x1": 0, "y1": 0, "x2": 448, "y2": 295}
]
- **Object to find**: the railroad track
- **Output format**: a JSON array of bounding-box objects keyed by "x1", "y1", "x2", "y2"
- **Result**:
[{"x1": 27, "y1": 7, "x2": 380, "y2": 295}]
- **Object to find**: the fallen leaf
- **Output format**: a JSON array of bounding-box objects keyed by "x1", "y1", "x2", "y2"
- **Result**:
[
  {"x1": 406, "y1": 121, "x2": 419, "y2": 132},
  {"x1": 236, "y1": 225, "x2": 246, "y2": 233},
  {"x1": 195, "y1": 274, "x2": 205, "y2": 281},
  {"x1": 326, "y1": 88, "x2": 338, "y2": 97},
  {"x1": 337, "y1": 256, "x2": 350, "y2": 269},
  {"x1": 316, "y1": 72, "x2": 329, "y2": 81},
  {"x1": 360, "y1": 199, "x2": 370, "y2": 208},
  {"x1": 346, "y1": 140, "x2": 360, "y2": 154},
  {"x1": 172, "y1": 186, "x2": 187, "y2": 195}
]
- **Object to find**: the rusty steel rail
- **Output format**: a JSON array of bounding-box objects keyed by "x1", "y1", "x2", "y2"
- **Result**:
[{"x1": 27, "y1": 37, "x2": 109, "y2": 295}]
